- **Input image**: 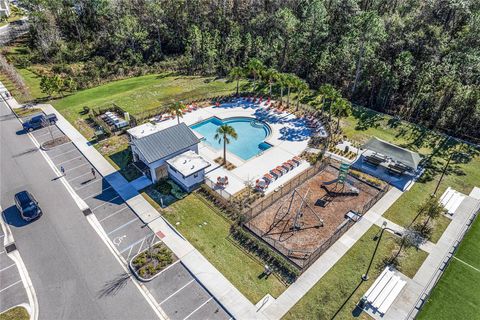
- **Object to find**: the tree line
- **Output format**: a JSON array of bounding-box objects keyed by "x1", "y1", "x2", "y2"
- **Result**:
[{"x1": 17, "y1": 0, "x2": 480, "y2": 143}]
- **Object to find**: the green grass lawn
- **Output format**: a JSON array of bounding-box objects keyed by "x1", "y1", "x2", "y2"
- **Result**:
[
  {"x1": 340, "y1": 107, "x2": 480, "y2": 242},
  {"x1": 159, "y1": 193, "x2": 287, "y2": 303},
  {"x1": 284, "y1": 225, "x2": 429, "y2": 320},
  {"x1": 417, "y1": 216, "x2": 480, "y2": 320},
  {"x1": 0, "y1": 306, "x2": 29, "y2": 320},
  {"x1": 51, "y1": 74, "x2": 241, "y2": 124}
]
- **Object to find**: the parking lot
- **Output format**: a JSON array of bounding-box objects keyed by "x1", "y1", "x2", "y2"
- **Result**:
[
  {"x1": 0, "y1": 228, "x2": 28, "y2": 314},
  {"x1": 29, "y1": 124, "x2": 231, "y2": 320}
]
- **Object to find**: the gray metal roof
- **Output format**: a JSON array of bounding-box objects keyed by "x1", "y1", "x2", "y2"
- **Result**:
[
  {"x1": 132, "y1": 123, "x2": 200, "y2": 164},
  {"x1": 362, "y1": 137, "x2": 422, "y2": 170}
]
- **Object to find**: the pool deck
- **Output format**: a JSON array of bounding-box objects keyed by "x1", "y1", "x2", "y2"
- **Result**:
[{"x1": 130, "y1": 98, "x2": 314, "y2": 197}]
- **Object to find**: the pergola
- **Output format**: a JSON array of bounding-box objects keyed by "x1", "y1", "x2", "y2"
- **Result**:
[{"x1": 361, "y1": 137, "x2": 421, "y2": 174}]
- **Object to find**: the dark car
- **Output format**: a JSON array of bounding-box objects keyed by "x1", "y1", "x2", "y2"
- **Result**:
[
  {"x1": 22, "y1": 114, "x2": 58, "y2": 132},
  {"x1": 14, "y1": 191, "x2": 42, "y2": 221}
]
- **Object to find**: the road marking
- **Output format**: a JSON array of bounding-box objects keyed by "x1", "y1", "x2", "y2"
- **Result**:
[
  {"x1": 98, "y1": 206, "x2": 128, "y2": 222},
  {"x1": 453, "y1": 256, "x2": 480, "y2": 273},
  {"x1": 64, "y1": 162, "x2": 89, "y2": 172},
  {"x1": 0, "y1": 279, "x2": 22, "y2": 293},
  {"x1": 113, "y1": 235, "x2": 127, "y2": 246},
  {"x1": 74, "y1": 178, "x2": 102, "y2": 191},
  {"x1": 183, "y1": 297, "x2": 213, "y2": 320},
  {"x1": 83, "y1": 186, "x2": 113, "y2": 199},
  {"x1": 34, "y1": 130, "x2": 61, "y2": 138},
  {"x1": 160, "y1": 279, "x2": 195, "y2": 305},
  {"x1": 49, "y1": 148, "x2": 78, "y2": 159},
  {"x1": 119, "y1": 235, "x2": 153, "y2": 254},
  {"x1": 107, "y1": 218, "x2": 138, "y2": 236},
  {"x1": 91, "y1": 196, "x2": 121, "y2": 211},
  {"x1": 0, "y1": 263, "x2": 16, "y2": 273},
  {"x1": 56, "y1": 156, "x2": 84, "y2": 166},
  {"x1": 67, "y1": 170, "x2": 94, "y2": 182},
  {"x1": 0, "y1": 251, "x2": 5, "y2": 255}
]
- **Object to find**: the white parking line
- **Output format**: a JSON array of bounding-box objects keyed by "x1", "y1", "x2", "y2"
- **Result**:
[
  {"x1": 119, "y1": 235, "x2": 151, "y2": 254},
  {"x1": 98, "y1": 206, "x2": 129, "y2": 222},
  {"x1": 106, "y1": 218, "x2": 138, "y2": 236},
  {"x1": 74, "y1": 178, "x2": 102, "y2": 191},
  {"x1": 0, "y1": 251, "x2": 5, "y2": 255},
  {"x1": 160, "y1": 279, "x2": 195, "y2": 305},
  {"x1": 183, "y1": 297, "x2": 212, "y2": 320},
  {"x1": 65, "y1": 162, "x2": 89, "y2": 172},
  {"x1": 0, "y1": 263, "x2": 15, "y2": 273},
  {"x1": 34, "y1": 130, "x2": 61, "y2": 138},
  {"x1": 0, "y1": 279, "x2": 22, "y2": 293},
  {"x1": 91, "y1": 195, "x2": 121, "y2": 211},
  {"x1": 50, "y1": 148, "x2": 78, "y2": 159},
  {"x1": 83, "y1": 186, "x2": 113, "y2": 199},
  {"x1": 57, "y1": 156, "x2": 84, "y2": 167},
  {"x1": 68, "y1": 170, "x2": 93, "y2": 182}
]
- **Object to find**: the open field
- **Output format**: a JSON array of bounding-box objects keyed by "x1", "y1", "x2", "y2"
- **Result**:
[
  {"x1": 51, "y1": 74, "x2": 241, "y2": 125},
  {"x1": 417, "y1": 215, "x2": 480, "y2": 320},
  {"x1": 341, "y1": 106, "x2": 480, "y2": 241},
  {"x1": 284, "y1": 225, "x2": 429, "y2": 320},
  {"x1": 247, "y1": 165, "x2": 384, "y2": 267},
  {"x1": 157, "y1": 193, "x2": 287, "y2": 303}
]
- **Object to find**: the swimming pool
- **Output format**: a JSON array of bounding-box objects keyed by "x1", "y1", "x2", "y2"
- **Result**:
[{"x1": 190, "y1": 117, "x2": 272, "y2": 160}]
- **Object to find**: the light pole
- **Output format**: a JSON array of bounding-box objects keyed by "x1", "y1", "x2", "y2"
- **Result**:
[{"x1": 361, "y1": 221, "x2": 402, "y2": 281}]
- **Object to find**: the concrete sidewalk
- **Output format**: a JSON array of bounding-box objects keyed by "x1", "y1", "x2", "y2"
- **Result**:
[
  {"x1": 384, "y1": 193, "x2": 480, "y2": 320},
  {"x1": 29, "y1": 97, "x2": 406, "y2": 320},
  {"x1": 37, "y1": 104, "x2": 260, "y2": 320},
  {"x1": 260, "y1": 187, "x2": 404, "y2": 319}
]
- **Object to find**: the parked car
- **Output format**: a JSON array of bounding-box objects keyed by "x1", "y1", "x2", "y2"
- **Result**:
[
  {"x1": 22, "y1": 114, "x2": 57, "y2": 132},
  {"x1": 14, "y1": 191, "x2": 42, "y2": 221}
]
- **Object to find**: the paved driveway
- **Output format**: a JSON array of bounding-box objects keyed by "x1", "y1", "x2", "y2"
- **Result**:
[
  {"x1": 30, "y1": 125, "x2": 231, "y2": 320},
  {"x1": 0, "y1": 228, "x2": 28, "y2": 314}
]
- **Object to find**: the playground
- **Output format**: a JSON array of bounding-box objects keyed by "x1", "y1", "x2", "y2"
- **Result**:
[{"x1": 245, "y1": 163, "x2": 386, "y2": 267}]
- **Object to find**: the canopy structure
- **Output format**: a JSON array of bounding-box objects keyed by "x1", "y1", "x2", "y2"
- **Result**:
[{"x1": 362, "y1": 137, "x2": 421, "y2": 170}]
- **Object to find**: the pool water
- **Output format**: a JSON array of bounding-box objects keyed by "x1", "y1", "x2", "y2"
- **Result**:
[{"x1": 190, "y1": 117, "x2": 272, "y2": 160}]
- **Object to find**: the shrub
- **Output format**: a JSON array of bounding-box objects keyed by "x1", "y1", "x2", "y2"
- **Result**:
[
  {"x1": 230, "y1": 225, "x2": 299, "y2": 284},
  {"x1": 156, "y1": 179, "x2": 172, "y2": 194}
]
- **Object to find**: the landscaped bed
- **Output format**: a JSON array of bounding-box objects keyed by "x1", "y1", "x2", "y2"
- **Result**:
[
  {"x1": 130, "y1": 242, "x2": 177, "y2": 281},
  {"x1": 0, "y1": 306, "x2": 29, "y2": 320}
]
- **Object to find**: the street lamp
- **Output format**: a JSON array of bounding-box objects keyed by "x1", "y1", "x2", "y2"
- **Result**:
[{"x1": 361, "y1": 221, "x2": 402, "y2": 281}]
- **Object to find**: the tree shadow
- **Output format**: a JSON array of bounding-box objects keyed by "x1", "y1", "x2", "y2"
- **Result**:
[
  {"x1": 352, "y1": 108, "x2": 383, "y2": 131},
  {"x1": 97, "y1": 272, "x2": 132, "y2": 298}
]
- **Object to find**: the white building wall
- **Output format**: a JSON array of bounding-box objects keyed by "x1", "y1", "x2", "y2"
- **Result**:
[
  {"x1": 132, "y1": 143, "x2": 199, "y2": 182},
  {"x1": 167, "y1": 166, "x2": 205, "y2": 192}
]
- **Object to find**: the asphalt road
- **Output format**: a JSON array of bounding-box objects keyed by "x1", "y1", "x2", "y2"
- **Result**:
[{"x1": 0, "y1": 100, "x2": 158, "y2": 319}]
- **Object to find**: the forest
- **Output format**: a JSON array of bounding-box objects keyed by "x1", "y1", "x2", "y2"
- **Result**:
[{"x1": 14, "y1": 0, "x2": 480, "y2": 142}]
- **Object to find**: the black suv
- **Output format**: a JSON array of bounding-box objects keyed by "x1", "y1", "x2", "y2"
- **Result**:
[{"x1": 14, "y1": 191, "x2": 42, "y2": 221}]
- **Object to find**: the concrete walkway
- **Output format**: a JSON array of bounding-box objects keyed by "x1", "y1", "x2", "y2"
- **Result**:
[
  {"x1": 33, "y1": 101, "x2": 406, "y2": 320},
  {"x1": 260, "y1": 187, "x2": 404, "y2": 319},
  {"x1": 384, "y1": 193, "x2": 480, "y2": 320},
  {"x1": 34, "y1": 103, "x2": 259, "y2": 319}
]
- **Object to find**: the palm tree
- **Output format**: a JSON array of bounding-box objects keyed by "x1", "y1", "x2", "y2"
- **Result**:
[
  {"x1": 275, "y1": 72, "x2": 287, "y2": 104},
  {"x1": 246, "y1": 58, "x2": 264, "y2": 92},
  {"x1": 262, "y1": 68, "x2": 278, "y2": 97},
  {"x1": 214, "y1": 124, "x2": 238, "y2": 165},
  {"x1": 229, "y1": 67, "x2": 244, "y2": 96},
  {"x1": 331, "y1": 98, "x2": 352, "y2": 132},
  {"x1": 167, "y1": 102, "x2": 186, "y2": 124},
  {"x1": 284, "y1": 73, "x2": 296, "y2": 108},
  {"x1": 295, "y1": 78, "x2": 309, "y2": 111}
]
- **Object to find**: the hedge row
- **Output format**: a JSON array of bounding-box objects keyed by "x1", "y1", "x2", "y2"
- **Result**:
[{"x1": 230, "y1": 225, "x2": 299, "y2": 284}]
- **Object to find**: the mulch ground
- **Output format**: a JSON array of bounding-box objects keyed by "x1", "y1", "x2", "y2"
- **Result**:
[{"x1": 247, "y1": 166, "x2": 383, "y2": 258}]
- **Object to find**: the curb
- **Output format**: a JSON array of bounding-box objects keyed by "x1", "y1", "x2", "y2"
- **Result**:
[{"x1": 128, "y1": 245, "x2": 179, "y2": 282}]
